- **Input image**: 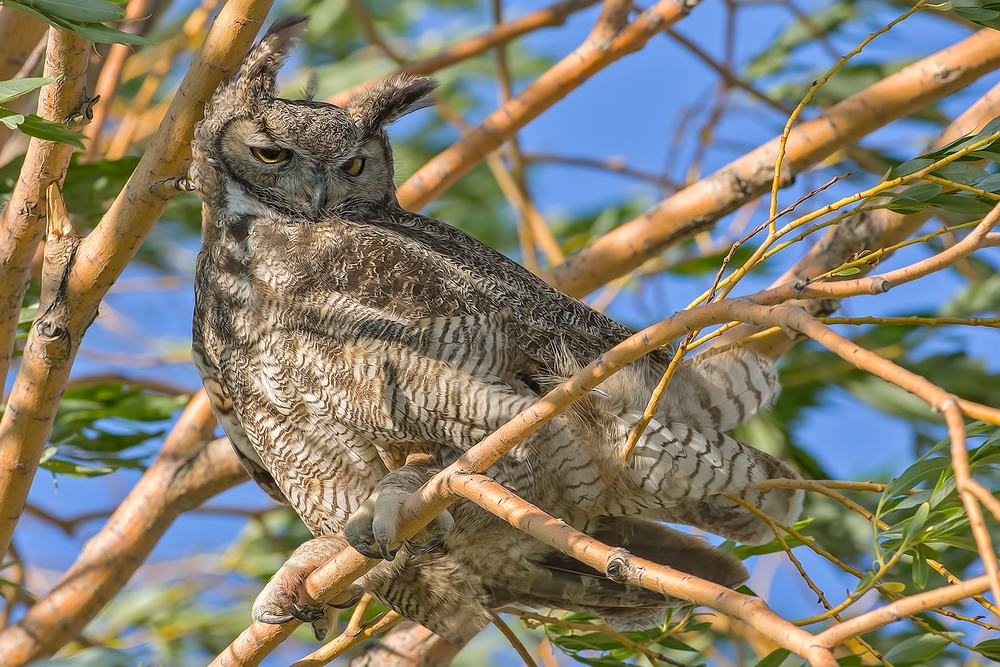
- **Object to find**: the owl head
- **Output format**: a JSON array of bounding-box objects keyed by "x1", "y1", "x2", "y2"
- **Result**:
[{"x1": 192, "y1": 16, "x2": 436, "y2": 221}]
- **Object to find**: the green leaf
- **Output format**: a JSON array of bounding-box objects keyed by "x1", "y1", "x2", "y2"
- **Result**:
[
  {"x1": 754, "y1": 648, "x2": 790, "y2": 667},
  {"x1": 929, "y1": 476, "x2": 958, "y2": 509},
  {"x1": 911, "y1": 546, "x2": 930, "y2": 589},
  {"x1": 0, "y1": 77, "x2": 54, "y2": 104},
  {"x1": 1, "y1": 0, "x2": 155, "y2": 45},
  {"x1": 50, "y1": 17, "x2": 156, "y2": 46},
  {"x1": 901, "y1": 502, "x2": 931, "y2": 545},
  {"x1": 832, "y1": 267, "x2": 861, "y2": 277},
  {"x1": 926, "y1": 192, "x2": 996, "y2": 215},
  {"x1": 886, "y1": 457, "x2": 951, "y2": 497},
  {"x1": 0, "y1": 110, "x2": 24, "y2": 130},
  {"x1": 4, "y1": 0, "x2": 125, "y2": 24},
  {"x1": 888, "y1": 158, "x2": 934, "y2": 180},
  {"x1": 972, "y1": 172, "x2": 1000, "y2": 192},
  {"x1": 883, "y1": 633, "x2": 955, "y2": 665},
  {"x1": 0, "y1": 109, "x2": 85, "y2": 148},
  {"x1": 895, "y1": 183, "x2": 942, "y2": 201},
  {"x1": 951, "y1": 0, "x2": 1000, "y2": 29},
  {"x1": 574, "y1": 657, "x2": 633, "y2": 667},
  {"x1": 931, "y1": 162, "x2": 990, "y2": 185},
  {"x1": 40, "y1": 456, "x2": 115, "y2": 477},
  {"x1": 554, "y1": 631, "x2": 627, "y2": 652},
  {"x1": 975, "y1": 638, "x2": 1000, "y2": 661},
  {"x1": 653, "y1": 635, "x2": 699, "y2": 653}
]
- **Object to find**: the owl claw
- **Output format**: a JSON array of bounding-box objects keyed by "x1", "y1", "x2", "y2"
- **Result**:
[
  {"x1": 253, "y1": 535, "x2": 362, "y2": 640},
  {"x1": 346, "y1": 465, "x2": 453, "y2": 561},
  {"x1": 350, "y1": 540, "x2": 385, "y2": 560},
  {"x1": 255, "y1": 611, "x2": 295, "y2": 625},
  {"x1": 377, "y1": 540, "x2": 401, "y2": 561}
]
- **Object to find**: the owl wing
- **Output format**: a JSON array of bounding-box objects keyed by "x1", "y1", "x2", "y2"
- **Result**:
[
  {"x1": 230, "y1": 435, "x2": 291, "y2": 505},
  {"x1": 196, "y1": 354, "x2": 291, "y2": 506}
]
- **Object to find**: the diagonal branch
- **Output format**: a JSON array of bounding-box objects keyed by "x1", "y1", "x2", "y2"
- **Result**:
[
  {"x1": 813, "y1": 575, "x2": 991, "y2": 649},
  {"x1": 0, "y1": 0, "x2": 276, "y2": 570},
  {"x1": 396, "y1": 0, "x2": 697, "y2": 211},
  {"x1": 328, "y1": 0, "x2": 601, "y2": 107},
  {"x1": 448, "y1": 473, "x2": 837, "y2": 666},
  {"x1": 0, "y1": 391, "x2": 248, "y2": 665},
  {"x1": 543, "y1": 29, "x2": 1000, "y2": 297},
  {"x1": 83, "y1": 0, "x2": 158, "y2": 158},
  {"x1": 0, "y1": 27, "x2": 89, "y2": 392},
  {"x1": 708, "y1": 77, "x2": 1000, "y2": 361}
]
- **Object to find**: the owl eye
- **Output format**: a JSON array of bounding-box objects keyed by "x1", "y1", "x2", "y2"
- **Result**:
[
  {"x1": 250, "y1": 146, "x2": 290, "y2": 164},
  {"x1": 342, "y1": 157, "x2": 365, "y2": 177}
]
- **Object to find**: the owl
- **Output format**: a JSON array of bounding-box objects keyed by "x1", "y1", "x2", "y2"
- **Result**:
[{"x1": 191, "y1": 17, "x2": 803, "y2": 643}]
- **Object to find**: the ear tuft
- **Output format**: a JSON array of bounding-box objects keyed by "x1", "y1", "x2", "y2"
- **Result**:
[
  {"x1": 346, "y1": 74, "x2": 437, "y2": 136},
  {"x1": 235, "y1": 15, "x2": 309, "y2": 100}
]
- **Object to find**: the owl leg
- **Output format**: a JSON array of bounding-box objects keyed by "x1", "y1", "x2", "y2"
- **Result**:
[
  {"x1": 345, "y1": 448, "x2": 454, "y2": 560},
  {"x1": 253, "y1": 534, "x2": 364, "y2": 640}
]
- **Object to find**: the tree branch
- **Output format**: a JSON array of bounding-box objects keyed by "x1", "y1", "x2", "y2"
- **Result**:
[
  {"x1": 814, "y1": 575, "x2": 991, "y2": 649},
  {"x1": 327, "y1": 0, "x2": 601, "y2": 107},
  {"x1": 83, "y1": 0, "x2": 157, "y2": 158},
  {"x1": 543, "y1": 29, "x2": 1000, "y2": 297},
  {"x1": 0, "y1": 0, "x2": 276, "y2": 566},
  {"x1": 0, "y1": 27, "x2": 89, "y2": 391},
  {"x1": 396, "y1": 0, "x2": 695, "y2": 211},
  {"x1": 448, "y1": 473, "x2": 837, "y2": 666},
  {"x1": 0, "y1": 392, "x2": 248, "y2": 665}
]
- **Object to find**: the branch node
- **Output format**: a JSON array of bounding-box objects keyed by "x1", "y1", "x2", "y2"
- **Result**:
[
  {"x1": 45, "y1": 183, "x2": 74, "y2": 241},
  {"x1": 605, "y1": 547, "x2": 632, "y2": 583},
  {"x1": 149, "y1": 176, "x2": 197, "y2": 200}
]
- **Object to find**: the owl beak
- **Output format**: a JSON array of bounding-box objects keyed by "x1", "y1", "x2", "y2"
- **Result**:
[{"x1": 310, "y1": 171, "x2": 327, "y2": 217}]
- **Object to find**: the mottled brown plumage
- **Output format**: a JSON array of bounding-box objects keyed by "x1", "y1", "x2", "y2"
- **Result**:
[{"x1": 191, "y1": 17, "x2": 803, "y2": 643}]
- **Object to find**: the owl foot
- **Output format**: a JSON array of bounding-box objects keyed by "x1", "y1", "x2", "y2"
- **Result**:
[
  {"x1": 253, "y1": 535, "x2": 363, "y2": 640},
  {"x1": 345, "y1": 466, "x2": 454, "y2": 561}
]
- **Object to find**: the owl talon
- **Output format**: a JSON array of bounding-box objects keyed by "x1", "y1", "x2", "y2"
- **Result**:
[
  {"x1": 346, "y1": 462, "x2": 450, "y2": 563},
  {"x1": 255, "y1": 611, "x2": 294, "y2": 625},
  {"x1": 405, "y1": 509, "x2": 454, "y2": 556},
  {"x1": 378, "y1": 541, "x2": 401, "y2": 561},
  {"x1": 253, "y1": 534, "x2": 357, "y2": 641},
  {"x1": 350, "y1": 541, "x2": 386, "y2": 560},
  {"x1": 286, "y1": 601, "x2": 326, "y2": 624}
]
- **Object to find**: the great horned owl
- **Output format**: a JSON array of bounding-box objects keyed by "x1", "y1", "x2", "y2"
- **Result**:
[{"x1": 191, "y1": 17, "x2": 803, "y2": 643}]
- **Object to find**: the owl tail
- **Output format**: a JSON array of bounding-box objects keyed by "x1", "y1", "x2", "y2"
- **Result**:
[
  {"x1": 364, "y1": 552, "x2": 492, "y2": 644},
  {"x1": 619, "y1": 417, "x2": 803, "y2": 545},
  {"x1": 489, "y1": 518, "x2": 748, "y2": 631}
]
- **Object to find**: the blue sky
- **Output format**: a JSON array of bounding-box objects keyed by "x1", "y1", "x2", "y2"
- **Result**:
[{"x1": 11, "y1": 0, "x2": 1000, "y2": 663}]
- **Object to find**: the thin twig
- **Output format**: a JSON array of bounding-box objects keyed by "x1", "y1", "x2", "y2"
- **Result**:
[
  {"x1": 290, "y1": 611, "x2": 403, "y2": 667},
  {"x1": 943, "y1": 401, "x2": 1000, "y2": 608},
  {"x1": 490, "y1": 612, "x2": 538, "y2": 667}
]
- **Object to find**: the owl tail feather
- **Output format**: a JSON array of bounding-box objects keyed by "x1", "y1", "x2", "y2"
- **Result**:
[
  {"x1": 620, "y1": 418, "x2": 803, "y2": 545},
  {"x1": 364, "y1": 552, "x2": 492, "y2": 644}
]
